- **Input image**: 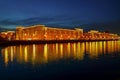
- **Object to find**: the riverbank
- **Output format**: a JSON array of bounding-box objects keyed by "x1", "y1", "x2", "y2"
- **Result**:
[{"x1": 0, "y1": 39, "x2": 119, "y2": 46}]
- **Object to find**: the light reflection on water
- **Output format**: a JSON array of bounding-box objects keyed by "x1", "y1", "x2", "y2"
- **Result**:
[{"x1": 1, "y1": 41, "x2": 120, "y2": 66}]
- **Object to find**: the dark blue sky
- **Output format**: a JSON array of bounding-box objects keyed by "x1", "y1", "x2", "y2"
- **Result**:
[{"x1": 0, "y1": 0, "x2": 120, "y2": 33}]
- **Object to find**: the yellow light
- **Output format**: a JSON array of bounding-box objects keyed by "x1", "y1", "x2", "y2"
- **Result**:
[
  {"x1": 10, "y1": 47, "x2": 14, "y2": 62},
  {"x1": 44, "y1": 44, "x2": 48, "y2": 63},
  {"x1": 5, "y1": 48, "x2": 9, "y2": 66},
  {"x1": 32, "y1": 44, "x2": 36, "y2": 64},
  {"x1": 24, "y1": 46, "x2": 28, "y2": 62},
  {"x1": 28, "y1": 38, "x2": 32, "y2": 40},
  {"x1": 60, "y1": 44, "x2": 63, "y2": 58}
]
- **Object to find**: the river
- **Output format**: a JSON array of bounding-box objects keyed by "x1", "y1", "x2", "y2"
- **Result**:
[{"x1": 0, "y1": 41, "x2": 120, "y2": 80}]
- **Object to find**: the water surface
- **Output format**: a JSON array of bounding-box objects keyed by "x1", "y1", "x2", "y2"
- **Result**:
[{"x1": 0, "y1": 41, "x2": 120, "y2": 80}]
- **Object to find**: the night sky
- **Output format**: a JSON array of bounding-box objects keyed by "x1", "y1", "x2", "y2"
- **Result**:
[{"x1": 0, "y1": 0, "x2": 120, "y2": 33}]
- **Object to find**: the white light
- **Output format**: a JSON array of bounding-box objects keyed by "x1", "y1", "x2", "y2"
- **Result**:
[{"x1": 28, "y1": 38, "x2": 32, "y2": 40}]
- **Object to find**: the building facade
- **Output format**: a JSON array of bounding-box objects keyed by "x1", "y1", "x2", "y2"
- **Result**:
[
  {"x1": 15, "y1": 25, "x2": 83, "y2": 40},
  {"x1": 0, "y1": 31, "x2": 15, "y2": 40},
  {"x1": 0, "y1": 25, "x2": 119, "y2": 41}
]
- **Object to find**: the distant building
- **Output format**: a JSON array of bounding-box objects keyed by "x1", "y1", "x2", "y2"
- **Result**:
[
  {"x1": 0, "y1": 25, "x2": 119, "y2": 41},
  {"x1": 88, "y1": 30, "x2": 99, "y2": 33},
  {"x1": 15, "y1": 25, "x2": 83, "y2": 40},
  {"x1": 0, "y1": 31, "x2": 15, "y2": 40}
]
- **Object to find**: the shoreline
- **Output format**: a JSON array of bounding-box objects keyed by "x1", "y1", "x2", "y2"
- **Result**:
[{"x1": 0, "y1": 39, "x2": 119, "y2": 46}]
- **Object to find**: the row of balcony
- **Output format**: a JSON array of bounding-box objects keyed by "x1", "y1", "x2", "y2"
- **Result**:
[{"x1": 1, "y1": 33, "x2": 119, "y2": 41}]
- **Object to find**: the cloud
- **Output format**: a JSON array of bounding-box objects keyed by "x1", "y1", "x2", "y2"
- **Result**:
[
  {"x1": 80, "y1": 20, "x2": 120, "y2": 34},
  {"x1": 0, "y1": 16, "x2": 83, "y2": 28},
  {"x1": 0, "y1": 19, "x2": 18, "y2": 26},
  {"x1": 0, "y1": 16, "x2": 120, "y2": 34},
  {"x1": 0, "y1": 27, "x2": 15, "y2": 32}
]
